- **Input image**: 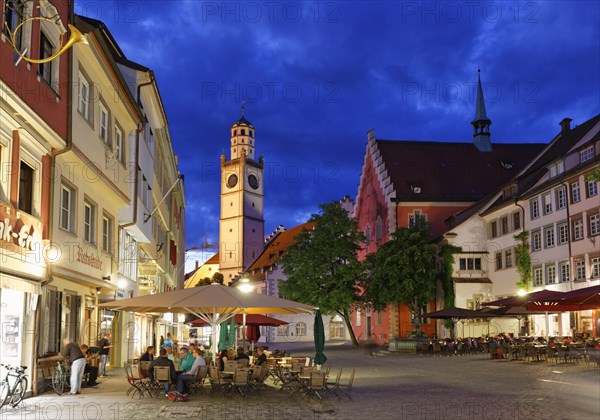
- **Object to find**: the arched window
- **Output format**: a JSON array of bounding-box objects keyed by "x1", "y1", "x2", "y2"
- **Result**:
[
  {"x1": 375, "y1": 216, "x2": 383, "y2": 242},
  {"x1": 249, "y1": 130, "x2": 253, "y2": 137},
  {"x1": 241, "y1": 129, "x2": 246, "y2": 135},
  {"x1": 295, "y1": 322, "x2": 306, "y2": 336},
  {"x1": 364, "y1": 225, "x2": 371, "y2": 247}
]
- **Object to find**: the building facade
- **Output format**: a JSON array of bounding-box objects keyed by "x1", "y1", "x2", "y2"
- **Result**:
[{"x1": 351, "y1": 74, "x2": 545, "y2": 344}]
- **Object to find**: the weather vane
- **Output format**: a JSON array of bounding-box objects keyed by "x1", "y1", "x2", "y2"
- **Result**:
[{"x1": 4, "y1": 0, "x2": 88, "y2": 67}]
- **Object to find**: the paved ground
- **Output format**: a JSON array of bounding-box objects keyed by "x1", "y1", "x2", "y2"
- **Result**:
[{"x1": 1, "y1": 343, "x2": 598, "y2": 419}]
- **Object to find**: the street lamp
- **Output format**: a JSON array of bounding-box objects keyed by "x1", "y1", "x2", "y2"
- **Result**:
[
  {"x1": 237, "y1": 277, "x2": 254, "y2": 293},
  {"x1": 517, "y1": 289, "x2": 527, "y2": 297}
]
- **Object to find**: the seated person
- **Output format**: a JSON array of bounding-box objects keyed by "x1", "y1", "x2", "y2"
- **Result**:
[
  {"x1": 234, "y1": 346, "x2": 250, "y2": 362},
  {"x1": 80, "y1": 344, "x2": 99, "y2": 386},
  {"x1": 140, "y1": 346, "x2": 155, "y2": 362},
  {"x1": 254, "y1": 347, "x2": 267, "y2": 366},
  {"x1": 218, "y1": 350, "x2": 229, "y2": 371},
  {"x1": 178, "y1": 347, "x2": 195, "y2": 374},
  {"x1": 166, "y1": 345, "x2": 178, "y2": 365},
  {"x1": 149, "y1": 348, "x2": 177, "y2": 396},
  {"x1": 176, "y1": 348, "x2": 207, "y2": 395}
]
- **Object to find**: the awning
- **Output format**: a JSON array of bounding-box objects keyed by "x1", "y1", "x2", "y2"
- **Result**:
[{"x1": 0, "y1": 272, "x2": 42, "y2": 295}]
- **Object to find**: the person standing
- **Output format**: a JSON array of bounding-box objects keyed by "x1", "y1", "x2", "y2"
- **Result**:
[
  {"x1": 98, "y1": 332, "x2": 112, "y2": 377},
  {"x1": 62, "y1": 338, "x2": 86, "y2": 395},
  {"x1": 163, "y1": 332, "x2": 174, "y2": 350}
]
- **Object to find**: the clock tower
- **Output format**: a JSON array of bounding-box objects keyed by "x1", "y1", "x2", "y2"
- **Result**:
[{"x1": 219, "y1": 109, "x2": 265, "y2": 284}]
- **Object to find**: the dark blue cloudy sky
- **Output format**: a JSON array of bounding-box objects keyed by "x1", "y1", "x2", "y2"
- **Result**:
[{"x1": 75, "y1": 0, "x2": 599, "y2": 270}]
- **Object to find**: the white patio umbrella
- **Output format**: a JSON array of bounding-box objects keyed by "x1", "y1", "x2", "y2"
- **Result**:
[{"x1": 99, "y1": 283, "x2": 315, "y2": 363}]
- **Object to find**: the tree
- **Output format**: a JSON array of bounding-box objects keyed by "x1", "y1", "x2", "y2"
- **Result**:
[
  {"x1": 363, "y1": 217, "x2": 437, "y2": 334},
  {"x1": 279, "y1": 201, "x2": 364, "y2": 347},
  {"x1": 212, "y1": 272, "x2": 224, "y2": 285},
  {"x1": 195, "y1": 277, "x2": 212, "y2": 287},
  {"x1": 514, "y1": 231, "x2": 532, "y2": 291}
]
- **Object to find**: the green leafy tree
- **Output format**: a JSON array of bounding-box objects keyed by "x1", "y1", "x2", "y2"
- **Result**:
[
  {"x1": 195, "y1": 277, "x2": 212, "y2": 287},
  {"x1": 212, "y1": 272, "x2": 224, "y2": 285},
  {"x1": 514, "y1": 231, "x2": 531, "y2": 291},
  {"x1": 363, "y1": 217, "x2": 437, "y2": 334},
  {"x1": 279, "y1": 201, "x2": 364, "y2": 347}
]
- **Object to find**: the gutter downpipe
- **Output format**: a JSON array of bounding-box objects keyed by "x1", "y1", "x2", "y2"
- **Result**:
[{"x1": 120, "y1": 71, "x2": 155, "y2": 230}]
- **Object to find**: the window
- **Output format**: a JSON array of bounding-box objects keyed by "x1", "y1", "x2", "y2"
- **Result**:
[
  {"x1": 571, "y1": 182, "x2": 581, "y2": 203},
  {"x1": 572, "y1": 219, "x2": 584, "y2": 241},
  {"x1": 83, "y1": 200, "x2": 96, "y2": 243},
  {"x1": 580, "y1": 146, "x2": 594, "y2": 163},
  {"x1": 277, "y1": 325, "x2": 288, "y2": 336},
  {"x1": 587, "y1": 180, "x2": 598, "y2": 197},
  {"x1": 78, "y1": 71, "x2": 92, "y2": 122},
  {"x1": 544, "y1": 226, "x2": 555, "y2": 248},
  {"x1": 504, "y1": 249, "x2": 513, "y2": 268},
  {"x1": 99, "y1": 101, "x2": 110, "y2": 145},
  {"x1": 559, "y1": 262, "x2": 570, "y2": 283},
  {"x1": 533, "y1": 267, "x2": 543, "y2": 286},
  {"x1": 375, "y1": 216, "x2": 383, "y2": 242},
  {"x1": 512, "y1": 212, "x2": 521, "y2": 231},
  {"x1": 114, "y1": 125, "x2": 124, "y2": 164},
  {"x1": 356, "y1": 309, "x2": 361, "y2": 327},
  {"x1": 18, "y1": 161, "x2": 34, "y2": 214},
  {"x1": 118, "y1": 228, "x2": 137, "y2": 280},
  {"x1": 575, "y1": 260, "x2": 586, "y2": 281},
  {"x1": 39, "y1": 31, "x2": 54, "y2": 85},
  {"x1": 59, "y1": 184, "x2": 75, "y2": 232},
  {"x1": 4, "y1": 0, "x2": 24, "y2": 50},
  {"x1": 408, "y1": 209, "x2": 426, "y2": 228},
  {"x1": 364, "y1": 225, "x2": 371, "y2": 247},
  {"x1": 549, "y1": 161, "x2": 564, "y2": 178},
  {"x1": 530, "y1": 199, "x2": 540, "y2": 219},
  {"x1": 495, "y1": 252, "x2": 503, "y2": 270},
  {"x1": 490, "y1": 221, "x2": 498, "y2": 238},
  {"x1": 295, "y1": 323, "x2": 306, "y2": 336},
  {"x1": 557, "y1": 222, "x2": 569, "y2": 245},
  {"x1": 42, "y1": 288, "x2": 62, "y2": 354},
  {"x1": 556, "y1": 187, "x2": 567, "y2": 210},
  {"x1": 589, "y1": 214, "x2": 600, "y2": 236},
  {"x1": 501, "y1": 216, "x2": 509, "y2": 235},
  {"x1": 545, "y1": 264, "x2": 556, "y2": 285},
  {"x1": 459, "y1": 258, "x2": 482, "y2": 271},
  {"x1": 592, "y1": 257, "x2": 600, "y2": 278},
  {"x1": 531, "y1": 230, "x2": 542, "y2": 251},
  {"x1": 376, "y1": 311, "x2": 382, "y2": 325},
  {"x1": 102, "y1": 214, "x2": 113, "y2": 253},
  {"x1": 542, "y1": 193, "x2": 552, "y2": 215}
]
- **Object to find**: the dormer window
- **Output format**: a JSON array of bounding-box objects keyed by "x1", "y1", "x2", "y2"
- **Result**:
[
  {"x1": 502, "y1": 183, "x2": 518, "y2": 199},
  {"x1": 580, "y1": 145, "x2": 594, "y2": 163},
  {"x1": 549, "y1": 160, "x2": 564, "y2": 178}
]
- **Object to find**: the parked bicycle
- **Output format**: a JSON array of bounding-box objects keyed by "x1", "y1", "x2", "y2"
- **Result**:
[
  {"x1": 0, "y1": 364, "x2": 28, "y2": 409},
  {"x1": 52, "y1": 361, "x2": 71, "y2": 395}
]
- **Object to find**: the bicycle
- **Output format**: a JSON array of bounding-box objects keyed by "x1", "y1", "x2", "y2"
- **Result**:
[
  {"x1": 0, "y1": 364, "x2": 28, "y2": 409},
  {"x1": 51, "y1": 361, "x2": 71, "y2": 395}
]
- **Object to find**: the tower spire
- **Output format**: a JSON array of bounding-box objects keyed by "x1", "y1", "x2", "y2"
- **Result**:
[{"x1": 471, "y1": 69, "x2": 492, "y2": 152}]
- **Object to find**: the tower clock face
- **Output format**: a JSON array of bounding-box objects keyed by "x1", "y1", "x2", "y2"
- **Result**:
[
  {"x1": 248, "y1": 174, "x2": 259, "y2": 189},
  {"x1": 227, "y1": 174, "x2": 238, "y2": 188}
]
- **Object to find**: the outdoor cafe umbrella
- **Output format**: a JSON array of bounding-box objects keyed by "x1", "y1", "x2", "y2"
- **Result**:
[
  {"x1": 422, "y1": 307, "x2": 495, "y2": 338},
  {"x1": 483, "y1": 289, "x2": 567, "y2": 338},
  {"x1": 99, "y1": 283, "x2": 315, "y2": 363},
  {"x1": 228, "y1": 316, "x2": 237, "y2": 349},
  {"x1": 189, "y1": 314, "x2": 289, "y2": 327},
  {"x1": 544, "y1": 285, "x2": 600, "y2": 309},
  {"x1": 218, "y1": 320, "x2": 229, "y2": 351},
  {"x1": 246, "y1": 325, "x2": 261, "y2": 353},
  {"x1": 314, "y1": 309, "x2": 327, "y2": 366}
]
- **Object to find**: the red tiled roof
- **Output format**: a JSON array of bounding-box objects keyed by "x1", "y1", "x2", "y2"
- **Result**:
[
  {"x1": 205, "y1": 253, "x2": 219, "y2": 264},
  {"x1": 376, "y1": 140, "x2": 545, "y2": 202},
  {"x1": 248, "y1": 222, "x2": 314, "y2": 272}
]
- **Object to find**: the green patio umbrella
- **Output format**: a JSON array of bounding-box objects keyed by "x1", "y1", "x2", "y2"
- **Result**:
[
  {"x1": 218, "y1": 321, "x2": 229, "y2": 352},
  {"x1": 228, "y1": 316, "x2": 236, "y2": 348},
  {"x1": 314, "y1": 309, "x2": 327, "y2": 365}
]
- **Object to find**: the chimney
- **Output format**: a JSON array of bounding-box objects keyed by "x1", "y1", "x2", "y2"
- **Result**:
[
  {"x1": 195, "y1": 260, "x2": 199, "y2": 270},
  {"x1": 559, "y1": 118, "x2": 572, "y2": 135}
]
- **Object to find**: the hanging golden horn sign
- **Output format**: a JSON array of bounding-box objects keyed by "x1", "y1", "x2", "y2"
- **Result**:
[{"x1": 5, "y1": 17, "x2": 88, "y2": 65}]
